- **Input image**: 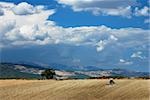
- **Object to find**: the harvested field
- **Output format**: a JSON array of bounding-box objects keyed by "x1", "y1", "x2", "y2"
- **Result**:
[{"x1": 0, "y1": 79, "x2": 149, "y2": 100}]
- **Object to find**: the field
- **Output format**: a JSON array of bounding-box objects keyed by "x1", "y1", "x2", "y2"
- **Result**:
[{"x1": 0, "y1": 79, "x2": 149, "y2": 100}]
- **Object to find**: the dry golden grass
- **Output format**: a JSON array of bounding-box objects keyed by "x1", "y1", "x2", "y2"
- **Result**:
[{"x1": 0, "y1": 79, "x2": 149, "y2": 100}]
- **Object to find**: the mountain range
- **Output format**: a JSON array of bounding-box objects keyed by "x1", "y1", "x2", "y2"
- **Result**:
[{"x1": 0, "y1": 62, "x2": 149, "y2": 79}]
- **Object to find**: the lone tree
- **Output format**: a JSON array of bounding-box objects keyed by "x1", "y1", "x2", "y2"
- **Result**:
[{"x1": 41, "y1": 69, "x2": 56, "y2": 79}]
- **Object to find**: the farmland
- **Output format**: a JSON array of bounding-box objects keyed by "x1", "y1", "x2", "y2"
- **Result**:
[{"x1": 0, "y1": 79, "x2": 149, "y2": 100}]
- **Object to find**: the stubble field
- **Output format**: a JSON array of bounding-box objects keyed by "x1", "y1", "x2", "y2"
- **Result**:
[{"x1": 0, "y1": 79, "x2": 149, "y2": 100}]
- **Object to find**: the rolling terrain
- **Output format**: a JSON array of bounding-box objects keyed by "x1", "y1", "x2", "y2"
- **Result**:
[
  {"x1": 0, "y1": 79, "x2": 149, "y2": 100},
  {"x1": 0, "y1": 63, "x2": 43, "y2": 79},
  {"x1": 0, "y1": 63, "x2": 149, "y2": 79}
]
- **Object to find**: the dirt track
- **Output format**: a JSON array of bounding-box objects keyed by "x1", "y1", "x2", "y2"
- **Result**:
[{"x1": 0, "y1": 79, "x2": 150, "y2": 100}]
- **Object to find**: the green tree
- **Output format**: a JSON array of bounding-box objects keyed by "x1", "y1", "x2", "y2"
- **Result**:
[{"x1": 41, "y1": 69, "x2": 56, "y2": 79}]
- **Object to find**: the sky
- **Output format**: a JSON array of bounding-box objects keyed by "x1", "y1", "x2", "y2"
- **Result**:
[{"x1": 0, "y1": 0, "x2": 149, "y2": 72}]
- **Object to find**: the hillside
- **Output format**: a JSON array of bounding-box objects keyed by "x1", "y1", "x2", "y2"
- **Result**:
[
  {"x1": 0, "y1": 63, "x2": 43, "y2": 79},
  {"x1": 0, "y1": 79, "x2": 149, "y2": 100},
  {"x1": 0, "y1": 63, "x2": 149, "y2": 79}
]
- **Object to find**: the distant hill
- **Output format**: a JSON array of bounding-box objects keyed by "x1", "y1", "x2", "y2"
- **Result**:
[
  {"x1": 0, "y1": 63, "x2": 149, "y2": 79},
  {"x1": 0, "y1": 63, "x2": 44, "y2": 79},
  {"x1": 47, "y1": 64, "x2": 105, "y2": 71},
  {"x1": 13, "y1": 61, "x2": 104, "y2": 71},
  {"x1": 111, "y1": 69, "x2": 149, "y2": 77}
]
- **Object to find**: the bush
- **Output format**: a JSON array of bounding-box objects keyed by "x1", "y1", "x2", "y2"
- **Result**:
[{"x1": 41, "y1": 69, "x2": 56, "y2": 79}]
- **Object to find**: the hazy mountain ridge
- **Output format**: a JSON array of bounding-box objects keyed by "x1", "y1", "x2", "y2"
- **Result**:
[
  {"x1": 0, "y1": 63, "x2": 41, "y2": 79},
  {"x1": 0, "y1": 63, "x2": 149, "y2": 79}
]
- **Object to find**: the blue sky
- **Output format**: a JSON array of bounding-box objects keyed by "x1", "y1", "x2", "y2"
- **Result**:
[
  {"x1": 0, "y1": 0, "x2": 149, "y2": 72},
  {"x1": 0, "y1": 0, "x2": 149, "y2": 29}
]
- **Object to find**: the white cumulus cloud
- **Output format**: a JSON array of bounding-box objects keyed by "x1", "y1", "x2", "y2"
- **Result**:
[
  {"x1": 12, "y1": 2, "x2": 45, "y2": 15},
  {"x1": 135, "y1": 6, "x2": 150, "y2": 16},
  {"x1": 96, "y1": 35, "x2": 118, "y2": 52},
  {"x1": 0, "y1": 2, "x2": 149, "y2": 54},
  {"x1": 119, "y1": 59, "x2": 133, "y2": 65},
  {"x1": 57, "y1": 0, "x2": 137, "y2": 17},
  {"x1": 131, "y1": 51, "x2": 145, "y2": 59}
]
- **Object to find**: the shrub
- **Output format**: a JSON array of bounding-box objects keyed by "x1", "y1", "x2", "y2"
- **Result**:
[{"x1": 41, "y1": 69, "x2": 56, "y2": 79}]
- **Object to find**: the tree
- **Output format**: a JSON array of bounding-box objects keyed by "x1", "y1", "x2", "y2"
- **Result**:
[{"x1": 41, "y1": 69, "x2": 56, "y2": 79}]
